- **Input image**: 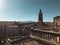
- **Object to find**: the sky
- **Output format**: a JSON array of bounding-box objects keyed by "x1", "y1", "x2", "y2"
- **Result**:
[{"x1": 0, "y1": 0, "x2": 60, "y2": 22}]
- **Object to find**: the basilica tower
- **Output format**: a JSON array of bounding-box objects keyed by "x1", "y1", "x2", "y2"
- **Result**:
[{"x1": 38, "y1": 9, "x2": 43, "y2": 25}]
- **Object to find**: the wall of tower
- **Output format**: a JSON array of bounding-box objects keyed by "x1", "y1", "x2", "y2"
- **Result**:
[
  {"x1": 53, "y1": 16, "x2": 60, "y2": 32},
  {"x1": 54, "y1": 16, "x2": 60, "y2": 26}
]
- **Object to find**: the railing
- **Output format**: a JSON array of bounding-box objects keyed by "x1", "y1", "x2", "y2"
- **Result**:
[{"x1": 31, "y1": 29, "x2": 60, "y2": 45}]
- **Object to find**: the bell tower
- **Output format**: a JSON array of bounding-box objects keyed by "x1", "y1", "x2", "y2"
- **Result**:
[{"x1": 38, "y1": 9, "x2": 43, "y2": 25}]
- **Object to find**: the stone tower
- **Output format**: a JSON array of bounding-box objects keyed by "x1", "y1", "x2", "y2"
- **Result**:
[{"x1": 38, "y1": 9, "x2": 43, "y2": 25}]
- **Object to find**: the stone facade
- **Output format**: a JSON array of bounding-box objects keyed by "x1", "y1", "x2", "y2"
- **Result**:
[
  {"x1": 53, "y1": 16, "x2": 60, "y2": 31},
  {"x1": 54, "y1": 16, "x2": 60, "y2": 26}
]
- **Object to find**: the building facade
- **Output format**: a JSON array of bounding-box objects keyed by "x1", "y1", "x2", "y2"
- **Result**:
[
  {"x1": 53, "y1": 16, "x2": 60, "y2": 31},
  {"x1": 54, "y1": 16, "x2": 60, "y2": 26}
]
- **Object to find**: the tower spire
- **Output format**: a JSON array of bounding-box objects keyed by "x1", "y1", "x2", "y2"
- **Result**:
[
  {"x1": 38, "y1": 9, "x2": 43, "y2": 25},
  {"x1": 40, "y1": 9, "x2": 42, "y2": 13}
]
